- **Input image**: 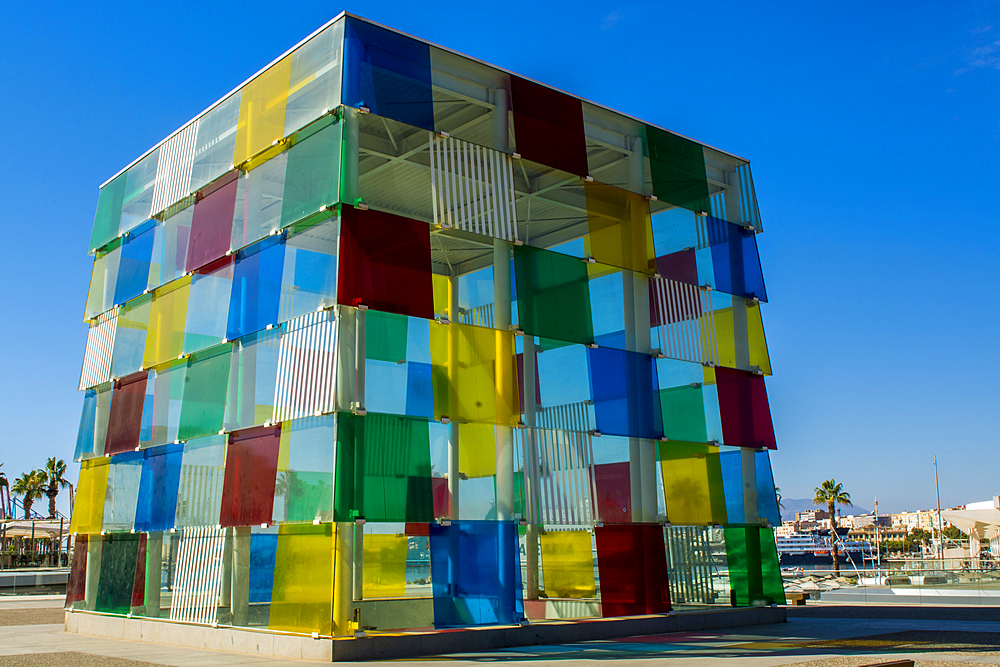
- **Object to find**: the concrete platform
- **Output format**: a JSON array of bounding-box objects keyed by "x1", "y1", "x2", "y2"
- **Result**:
[{"x1": 66, "y1": 605, "x2": 786, "y2": 662}]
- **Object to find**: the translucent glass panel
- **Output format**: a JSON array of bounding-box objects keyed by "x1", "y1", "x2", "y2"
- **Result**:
[
  {"x1": 587, "y1": 347, "x2": 661, "y2": 439},
  {"x1": 91, "y1": 173, "x2": 127, "y2": 252},
  {"x1": 334, "y1": 413, "x2": 433, "y2": 522},
  {"x1": 169, "y1": 526, "x2": 225, "y2": 624},
  {"x1": 707, "y1": 217, "x2": 767, "y2": 301},
  {"x1": 183, "y1": 258, "x2": 233, "y2": 354},
  {"x1": 112, "y1": 296, "x2": 150, "y2": 378},
  {"x1": 143, "y1": 277, "x2": 191, "y2": 368},
  {"x1": 429, "y1": 521, "x2": 524, "y2": 627},
  {"x1": 220, "y1": 425, "x2": 282, "y2": 527},
  {"x1": 656, "y1": 357, "x2": 722, "y2": 445},
  {"x1": 280, "y1": 117, "x2": 341, "y2": 227},
  {"x1": 719, "y1": 449, "x2": 745, "y2": 523},
  {"x1": 147, "y1": 360, "x2": 186, "y2": 447},
  {"x1": 175, "y1": 435, "x2": 227, "y2": 527},
  {"x1": 65, "y1": 535, "x2": 89, "y2": 607},
  {"x1": 95, "y1": 533, "x2": 142, "y2": 614},
  {"x1": 231, "y1": 152, "x2": 287, "y2": 250},
  {"x1": 645, "y1": 125, "x2": 709, "y2": 214},
  {"x1": 723, "y1": 526, "x2": 784, "y2": 606},
  {"x1": 754, "y1": 450, "x2": 781, "y2": 526},
  {"x1": 84, "y1": 241, "x2": 121, "y2": 319},
  {"x1": 134, "y1": 443, "x2": 183, "y2": 532},
  {"x1": 248, "y1": 527, "x2": 279, "y2": 612},
  {"x1": 273, "y1": 415, "x2": 335, "y2": 524},
  {"x1": 659, "y1": 441, "x2": 727, "y2": 526},
  {"x1": 343, "y1": 17, "x2": 434, "y2": 131},
  {"x1": 115, "y1": 220, "x2": 155, "y2": 306},
  {"x1": 120, "y1": 149, "x2": 159, "y2": 235},
  {"x1": 510, "y1": 76, "x2": 588, "y2": 177},
  {"x1": 279, "y1": 212, "x2": 340, "y2": 321},
  {"x1": 71, "y1": 457, "x2": 110, "y2": 534},
  {"x1": 187, "y1": 172, "x2": 239, "y2": 272},
  {"x1": 594, "y1": 524, "x2": 670, "y2": 616},
  {"x1": 272, "y1": 310, "x2": 338, "y2": 423},
  {"x1": 191, "y1": 93, "x2": 241, "y2": 193},
  {"x1": 429, "y1": 321, "x2": 519, "y2": 426},
  {"x1": 338, "y1": 205, "x2": 433, "y2": 319},
  {"x1": 594, "y1": 461, "x2": 631, "y2": 523},
  {"x1": 225, "y1": 328, "x2": 280, "y2": 431},
  {"x1": 151, "y1": 121, "x2": 198, "y2": 216},
  {"x1": 714, "y1": 367, "x2": 776, "y2": 449},
  {"x1": 513, "y1": 245, "x2": 593, "y2": 346},
  {"x1": 103, "y1": 452, "x2": 143, "y2": 532},
  {"x1": 269, "y1": 523, "x2": 334, "y2": 635},
  {"x1": 285, "y1": 22, "x2": 344, "y2": 136},
  {"x1": 227, "y1": 236, "x2": 285, "y2": 341},
  {"x1": 178, "y1": 343, "x2": 232, "y2": 441},
  {"x1": 584, "y1": 182, "x2": 653, "y2": 274},
  {"x1": 75, "y1": 385, "x2": 112, "y2": 462},
  {"x1": 362, "y1": 533, "x2": 407, "y2": 598},
  {"x1": 234, "y1": 55, "x2": 293, "y2": 165},
  {"x1": 149, "y1": 207, "x2": 193, "y2": 291},
  {"x1": 105, "y1": 370, "x2": 149, "y2": 455},
  {"x1": 539, "y1": 530, "x2": 595, "y2": 598}
]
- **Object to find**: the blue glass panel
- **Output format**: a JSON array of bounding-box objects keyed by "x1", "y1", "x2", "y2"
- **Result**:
[
  {"x1": 343, "y1": 17, "x2": 434, "y2": 131},
  {"x1": 249, "y1": 530, "x2": 279, "y2": 604},
  {"x1": 405, "y1": 362, "x2": 434, "y2": 418},
  {"x1": 536, "y1": 344, "x2": 592, "y2": 407},
  {"x1": 706, "y1": 216, "x2": 767, "y2": 302},
  {"x1": 429, "y1": 521, "x2": 524, "y2": 628},
  {"x1": 365, "y1": 359, "x2": 408, "y2": 414},
  {"x1": 587, "y1": 347, "x2": 662, "y2": 439},
  {"x1": 719, "y1": 449, "x2": 744, "y2": 523},
  {"x1": 754, "y1": 450, "x2": 781, "y2": 525},
  {"x1": 134, "y1": 444, "x2": 184, "y2": 532},
  {"x1": 74, "y1": 390, "x2": 98, "y2": 462},
  {"x1": 226, "y1": 235, "x2": 286, "y2": 340},
  {"x1": 113, "y1": 220, "x2": 156, "y2": 306}
]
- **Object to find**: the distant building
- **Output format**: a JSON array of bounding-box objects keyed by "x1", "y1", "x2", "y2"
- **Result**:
[{"x1": 795, "y1": 509, "x2": 829, "y2": 523}]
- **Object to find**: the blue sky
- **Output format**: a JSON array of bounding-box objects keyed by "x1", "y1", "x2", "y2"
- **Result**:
[{"x1": 1, "y1": 1, "x2": 997, "y2": 516}]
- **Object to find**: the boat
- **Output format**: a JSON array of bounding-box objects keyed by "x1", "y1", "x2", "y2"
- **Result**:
[{"x1": 776, "y1": 532, "x2": 873, "y2": 566}]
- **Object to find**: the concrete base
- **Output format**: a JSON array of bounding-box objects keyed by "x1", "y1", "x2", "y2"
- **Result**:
[
  {"x1": 820, "y1": 586, "x2": 1000, "y2": 606},
  {"x1": 66, "y1": 605, "x2": 785, "y2": 662}
]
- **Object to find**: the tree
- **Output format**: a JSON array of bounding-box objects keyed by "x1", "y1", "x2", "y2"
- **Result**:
[
  {"x1": 12, "y1": 470, "x2": 46, "y2": 520},
  {"x1": 942, "y1": 525, "x2": 966, "y2": 541},
  {"x1": 813, "y1": 479, "x2": 852, "y2": 573},
  {"x1": 41, "y1": 458, "x2": 71, "y2": 519}
]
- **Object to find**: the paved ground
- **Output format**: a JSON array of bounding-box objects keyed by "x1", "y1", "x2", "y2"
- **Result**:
[{"x1": 3, "y1": 595, "x2": 1000, "y2": 665}]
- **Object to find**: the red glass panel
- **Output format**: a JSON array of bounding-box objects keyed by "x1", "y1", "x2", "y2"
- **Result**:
[
  {"x1": 715, "y1": 367, "x2": 776, "y2": 449},
  {"x1": 130, "y1": 533, "x2": 147, "y2": 607},
  {"x1": 219, "y1": 424, "x2": 282, "y2": 527},
  {"x1": 432, "y1": 476, "x2": 450, "y2": 519},
  {"x1": 594, "y1": 461, "x2": 631, "y2": 523},
  {"x1": 515, "y1": 351, "x2": 542, "y2": 410},
  {"x1": 595, "y1": 524, "x2": 670, "y2": 617},
  {"x1": 186, "y1": 172, "x2": 239, "y2": 272},
  {"x1": 510, "y1": 77, "x2": 588, "y2": 177},
  {"x1": 337, "y1": 206, "x2": 433, "y2": 319},
  {"x1": 64, "y1": 535, "x2": 88, "y2": 607},
  {"x1": 655, "y1": 249, "x2": 698, "y2": 287},
  {"x1": 105, "y1": 370, "x2": 149, "y2": 455}
]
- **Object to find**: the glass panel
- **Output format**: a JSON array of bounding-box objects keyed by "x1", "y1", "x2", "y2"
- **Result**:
[
  {"x1": 268, "y1": 523, "x2": 334, "y2": 634},
  {"x1": 226, "y1": 235, "x2": 285, "y2": 341},
  {"x1": 143, "y1": 276, "x2": 191, "y2": 369},
  {"x1": 429, "y1": 320, "x2": 519, "y2": 426},
  {"x1": 134, "y1": 443, "x2": 183, "y2": 532},
  {"x1": 584, "y1": 181, "x2": 653, "y2": 274},
  {"x1": 280, "y1": 118, "x2": 342, "y2": 227},
  {"x1": 191, "y1": 93, "x2": 241, "y2": 193},
  {"x1": 724, "y1": 526, "x2": 784, "y2": 606},
  {"x1": 175, "y1": 435, "x2": 227, "y2": 528},
  {"x1": 70, "y1": 457, "x2": 110, "y2": 534},
  {"x1": 719, "y1": 448, "x2": 745, "y2": 523},
  {"x1": 220, "y1": 425, "x2": 282, "y2": 527},
  {"x1": 334, "y1": 412, "x2": 434, "y2": 523},
  {"x1": 95, "y1": 533, "x2": 141, "y2": 614},
  {"x1": 338, "y1": 205, "x2": 433, "y2": 319},
  {"x1": 458, "y1": 423, "x2": 496, "y2": 479},
  {"x1": 271, "y1": 310, "x2": 338, "y2": 422},
  {"x1": 657, "y1": 357, "x2": 708, "y2": 442},
  {"x1": 754, "y1": 450, "x2": 781, "y2": 526},
  {"x1": 343, "y1": 17, "x2": 434, "y2": 131},
  {"x1": 231, "y1": 152, "x2": 287, "y2": 251},
  {"x1": 594, "y1": 462, "x2": 631, "y2": 523},
  {"x1": 225, "y1": 328, "x2": 280, "y2": 431},
  {"x1": 75, "y1": 385, "x2": 113, "y2": 462},
  {"x1": 594, "y1": 524, "x2": 670, "y2": 616},
  {"x1": 178, "y1": 343, "x2": 232, "y2": 441},
  {"x1": 280, "y1": 213, "x2": 339, "y2": 321},
  {"x1": 105, "y1": 370, "x2": 149, "y2": 455},
  {"x1": 91, "y1": 173, "x2": 126, "y2": 252},
  {"x1": 747, "y1": 302, "x2": 771, "y2": 375},
  {"x1": 120, "y1": 149, "x2": 159, "y2": 235},
  {"x1": 112, "y1": 295, "x2": 151, "y2": 378},
  {"x1": 362, "y1": 533, "x2": 407, "y2": 598},
  {"x1": 84, "y1": 241, "x2": 121, "y2": 319},
  {"x1": 659, "y1": 441, "x2": 727, "y2": 526},
  {"x1": 186, "y1": 171, "x2": 239, "y2": 272},
  {"x1": 539, "y1": 530, "x2": 595, "y2": 598},
  {"x1": 645, "y1": 125, "x2": 709, "y2": 214},
  {"x1": 273, "y1": 415, "x2": 335, "y2": 524},
  {"x1": 510, "y1": 76, "x2": 588, "y2": 177},
  {"x1": 760, "y1": 527, "x2": 785, "y2": 604},
  {"x1": 587, "y1": 347, "x2": 661, "y2": 439},
  {"x1": 248, "y1": 527, "x2": 278, "y2": 625},
  {"x1": 65, "y1": 534, "x2": 89, "y2": 607},
  {"x1": 714, "y1": 367, "x2": 776, "y2": 449},
  {"x1": 148, "y1": 207, "x2": 193, "y2": 291},
  {"x1": 234, "y1": 56, "x2": 293, "y2": 165},
  {"x1": 114, "y1": 220, "x2": 156, "y2": 306},
  {"x1": 428, "y1": 521, "x2": 524, "y2": 627},
  {"x1": 102, "y1": 451, "x2": 143, "y2": 532},
  {"x1": 513, "y1": 245, "x2": 593, "y2": 346},
  {"x1": 708, "y1": 216, "x2": 767, "y2": 301},
  {"x1": 148, "y1": 359, "x2": 186, "y2": 447},
  {"x1": 182, "y1": 258, "x2": 234, "y2": 355},
  {"x1": 284, "y1": 21, "x2": 344, "y2": 136}
]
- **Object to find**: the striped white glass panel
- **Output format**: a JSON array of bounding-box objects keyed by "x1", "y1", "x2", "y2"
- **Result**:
[
  {"x1": 651, "y1": 276, "x2": 719, "y2": 365},
  {"x1": 272, "y1": 310, "x2": 338, "y2": 423},
  {"x1": 517, "y1": 423, "x2": 596, "y2": 527},
  {"x1": 429, "y1": 132, "x2": 518, "y2": 242},
  {"x1": 737, "y1": 164, "x2": 761, "y2": 230},
  {"x1": 151, "y1": 122, "x2": 199, "y2": 217},
  {"x1": 79, "y1": 307, "x2": 118, "y2": 390},
  {"x1": 169, "y1": 526, "x2": 225, "y2": 625},
  {"x1": 458, "y1": 303, "x2": 494, "y2": 329}
]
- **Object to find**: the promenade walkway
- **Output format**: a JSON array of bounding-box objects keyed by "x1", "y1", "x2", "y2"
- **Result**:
[{"x1": 2, "y1": 596, "x2": 1000, "y2": 665}]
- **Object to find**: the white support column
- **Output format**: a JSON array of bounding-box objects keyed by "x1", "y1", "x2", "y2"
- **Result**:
[
  {"x1": 447, "y1": 275, "x2": 460, "y2": 519},
  {"x1": 494, "y1": 240, "x2": 514, "y2": 520},
  {"x1": 231, "y1": 527, "x2": 250, "y2": 626},
  {"x1": 333, "y1": 522, "x2": 355, "y2": 636},
  {"x1": 523, "y1": 335, "x2": 539, "y2": 599},
  {"x1": 354, "y1": 307, "x2": 367, "y2": 413}
]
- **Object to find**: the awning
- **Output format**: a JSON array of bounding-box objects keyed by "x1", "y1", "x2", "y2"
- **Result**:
[{"x1": 0, "y1": 521, "x2": 66, "y2": 538}]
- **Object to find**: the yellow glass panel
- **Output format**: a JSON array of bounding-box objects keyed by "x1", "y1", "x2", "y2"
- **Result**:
[
  {"x1": 584, "y1": 181, "x2": 652, "y2": 274},
  {"x1": 659, "y1": 441, "x2": 725, "y2": 526},
  {"x1": 276, "y1": 422, "x2": 292, "y2": 472},
  {"x1": 703, "y1": 365, "x2": 716, "y2": 385},
  {"x1": 539, "y1": 530, "x2": 595, "y2": 598},
  {"x1": 269, "y1": 523, "x2": 334, "y2": 635},
  {"x1": 432, "y1": 274, "x2": 451, "y2": 319},
  {"x1": 429, "y1": 321, "x2": 519, "y2": 426},
  {"x1": 458, "y1": 423, "x2": 496, "y2": 478},
  {"x1": 747, "y1": 302, "x2": 771, "y2": 376},
  {"x1": 362, "y1": 534, "x2": 407, "y2": 598},
  {"x1": 234, "y1": 56, "x2": 293, "y2": 165},
  {"x1": 711, "y1": 306, "x2": 736, "y2": 370},
  {"x1": 143, "y1": 276, "x2": 191, "y2": 369},
  {"x1": 70, "y1": 457, "x2": 110, "y2": 534}
]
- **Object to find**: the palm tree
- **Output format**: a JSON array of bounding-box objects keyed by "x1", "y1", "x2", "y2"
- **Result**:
[
  {"x1": 12, "y1": 470, "x2": 46, "y2": 520},
  {"x1": 41, "y1": 458, "x2": 72, "y2": 519},
  {"x1": 813, "y1": 479, "x2": 852, "y2": 573},
  {"x1": 0, "y1": 463, "x2": 9, "y2": 518}
]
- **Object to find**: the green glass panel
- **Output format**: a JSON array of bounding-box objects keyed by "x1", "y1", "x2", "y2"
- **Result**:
[
  {"x1": 724, "y1": 526, "x2": 767, "y2": 607},
  {"x1": 280, "y1": 117, "x2": 342, "y2": 227},
  {"x1": 95, "y1": 533, "x2": 140, "y2": 614},
  {"x1": 659, "y1": 386, "x2": 708, "y2": 442},
  {"x1": 366, "y1": 310, "x2": 409, "y2": 363},
  {"x1": 275, "y1": 415, "x2": 335, "y2": 524},
  {"x1": 335, "y1": 413, "x2": 434, "y2": 523},
  {"x1": 645, "y1": 125, "x2": 710, "y2": 214},
  {"x1": 178, "y1": 343, "x2": 232, "y2": 441},
  {"x1": 91, "y1": 174, "x2": 127, "y2": 252},
  {"x1": 513, "y1": 245, "x2": 593, "y2": 345},
  {"x1": 759, "y1": 527, "x2": 785, "y2": 604}
]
